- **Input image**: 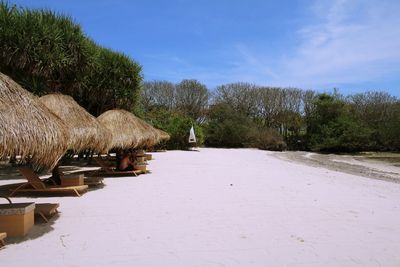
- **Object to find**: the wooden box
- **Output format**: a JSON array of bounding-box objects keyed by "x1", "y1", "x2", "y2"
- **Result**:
[
  {"x1": 136, "y1": 149, "x2": 145, "y2": 157},
  {"x1": 61, "y1": 174, "x2": 84, "y2": 186},
  {"x1": 136, "y1": 156, "x2": 146, "y2": 164},
  {"x1": 145, "y1": 153, "x2": 152, "y2": 161},
  {"x1": 0, "y1": 203, "x2": 35, "y2": 237},
  {"x1": 134, "y1": 164, "x2": 147, "y2": 172}
]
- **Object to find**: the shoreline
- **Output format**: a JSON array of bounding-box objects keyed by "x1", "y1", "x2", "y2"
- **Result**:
[{"x1": 273, "y1": 151, "x2": 400, "y2": 184}]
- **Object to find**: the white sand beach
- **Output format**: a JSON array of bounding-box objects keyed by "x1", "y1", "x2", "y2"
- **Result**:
[{"x1": 1, "y1": 148, "x2": 400, "y2": 267}]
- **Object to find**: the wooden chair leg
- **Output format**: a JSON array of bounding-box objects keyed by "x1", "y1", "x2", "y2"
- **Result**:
[
  {"x1": 37, "y1": 212, "x2": 49, "y2": 223},
  {"x1": 73, "y1": 189, "x2": 81, "y2": 197},
  {"x1": 8, "y1": 183, "x2": 28, "y2": 197}
]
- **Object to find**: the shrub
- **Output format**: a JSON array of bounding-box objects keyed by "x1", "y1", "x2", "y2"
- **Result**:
[
  {"x1": 141, "y1": 109, "x2": 204, "y2": 150},
  {"x1": 205, "y1": 103, "x2": 285, "y2": 150},
  {"x1": 204, "y1": 103, "x2": 252, "y2": 147},
  {"x1": 246, "y1": 127, "x2": 286, "y2": 151}
]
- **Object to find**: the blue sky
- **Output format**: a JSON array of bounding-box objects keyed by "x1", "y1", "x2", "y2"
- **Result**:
[{"x1": 8, "y1": 0, "x2": 400, "y2": 96}]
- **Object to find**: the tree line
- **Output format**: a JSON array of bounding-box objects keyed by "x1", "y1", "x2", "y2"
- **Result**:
[{"x1": 141, "y1": 81, "x2": 400, "y2": 152}]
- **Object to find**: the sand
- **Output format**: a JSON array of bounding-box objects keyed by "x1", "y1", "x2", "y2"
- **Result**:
[{"x1": 1, "y1": 148, "x2": 400, "y2": 266}]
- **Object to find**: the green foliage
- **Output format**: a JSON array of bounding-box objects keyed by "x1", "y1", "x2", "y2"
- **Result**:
[
  {"x1": 77, "y1": 45, "x2": 142, "y2": 116},
  {"x1": 205, "y1": 103, "x2": 252, "y2": 148},
  {"x1": 204, "y1": 103, "x2": 285, "y2": 150},
  {"x1": 142, "y1": 109, "x2": 204, "y2": 150},
  {"x1": 246, "y1": 127, "x2": 286, "y2": 151},
  {"x1": 0, "y1": 3, "x2": 143, "y2": 116},
  {"x1": 306, "y1": 94, "x2": 373, "y2": 152},
  {"x1": 0, "y1": 3, "x2": 93, "y2": 94},
  {"x1": 381, "y1": 102, "x2": 400, "y2": 150}
]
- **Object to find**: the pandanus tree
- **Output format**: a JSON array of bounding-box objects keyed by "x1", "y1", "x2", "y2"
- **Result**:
[
  {"x1": 0, "y1": 3, "x2": 143, "y2": 118},
  {"x1": 77, "y1": 46, "x2": 143, "y2": 116},
  {"x1": 0, "y1": 3, "x2": 93, "y2": 96}
]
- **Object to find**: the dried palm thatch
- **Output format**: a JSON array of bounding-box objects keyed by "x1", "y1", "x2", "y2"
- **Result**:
[
  {"x1": 156, "y1": 129, "x2": 170, "y2": 141},
  {"x1": 97, "y1": 109, "x2": 147, "y2": 150},
  {"x1": 135, "y1": 119, "x2": 161, "y2": 148},
  {"x1": 0, "y1": 72, "x2": 69, "y2": 169},
  {"x1": 40, "y1": 93, "x2": 111, "y2": 153}
]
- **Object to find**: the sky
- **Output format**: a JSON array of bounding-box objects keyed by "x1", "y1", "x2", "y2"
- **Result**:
[{"x1": 7, "y1": 0, "x2": 400, "y2": 96}]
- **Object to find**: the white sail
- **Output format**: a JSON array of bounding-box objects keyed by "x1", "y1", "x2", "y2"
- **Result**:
[{"x1": 188, "y1": 126, "x2": 197, "y2": 143}]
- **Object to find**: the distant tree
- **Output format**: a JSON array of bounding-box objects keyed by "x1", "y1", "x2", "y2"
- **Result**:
[
  {"x1": 348, "y1": 91, "x2": 399, "y2": 150},
  {"x1": 255, "y1": 87, "x2": 286, "y2": 128},
  {"x1": 175, "y1": 79, "x2": 209, "y2": 120},
  {"x1": 349, "y1": 91, "x2": 397, "y2": 126},
  {"x1": 213, "y1": 83, "x2": 259, "y2": 117},
  {"x1": 141, "y1": 81, "x2": 175, "y2": 112},
  {"x1": 306, "y1": 94, "x2": 373, "y2": 152},
  {"x1": 384, "y1": 101, "x2": 400, "y2": 150},
  {"x1": 205, "y1": 103, "x2": 254, "y2": 148}
]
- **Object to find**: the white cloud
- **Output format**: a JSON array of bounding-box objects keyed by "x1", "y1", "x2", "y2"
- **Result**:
[
  {"x1": 279, "y1": 0, "x2": 400, "y2": 88},
  {"x1": 144, "y1": 0, "x2": 400, "y2": 93},
  {"x1": 212, "y1": 0, "x2": 400, "y2": 91}
]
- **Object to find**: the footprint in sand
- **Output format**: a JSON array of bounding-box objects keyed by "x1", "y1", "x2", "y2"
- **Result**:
[{"x1": 290, "y1": 235, "x2": 305, "y2": 242}]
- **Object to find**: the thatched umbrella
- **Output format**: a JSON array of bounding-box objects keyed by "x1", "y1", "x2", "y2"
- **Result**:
[
  {"x1": 40, "y1": 93, "x2": 111, "y2": 153},
  {"x1": 156, "y1": 129, "x2": 170, "y2": 141},
  {"x1": 135, "y1": 119, "x2": 161, "y2": 148},
  {"x1": 97, "y1": 109, "x2": 146, "y2": 150},
  {"x1": 0, "y1": 72, "x2": 69, "y2": 169}
]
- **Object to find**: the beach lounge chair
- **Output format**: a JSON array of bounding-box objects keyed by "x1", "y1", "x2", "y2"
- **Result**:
[
  {"x1": 84, "y1": 176, "x2": 104, "y2": 186},
  {"x1": 93, "y1": 157, "x2": 142, "y2": 177},
  {"x1": 9, "y1": 167, "x2": 88, "y2": 197},
  {"x1": 0, "y1": 232, "x2": 6, "y2": 248},
  {"x1": 35, "y1": 203, "x2": 59, "y2": 223}
]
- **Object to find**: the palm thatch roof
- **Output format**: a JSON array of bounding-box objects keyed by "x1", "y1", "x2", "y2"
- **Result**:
[
  {"x1": 40, "y1": 93, "x2": 111, "y2": 153},
  {"x1": 156, "y1": 129, "x2": 170, "y2": 141},
  {"x1": 0, "y1": 72, "x2": 70, "y2": 169},
  {"x1": 97, "y1": 109, "x2": 147, "y2": 150},
  {"x1": 135, "y1": 119, "x2": 162, "y2": 148}
]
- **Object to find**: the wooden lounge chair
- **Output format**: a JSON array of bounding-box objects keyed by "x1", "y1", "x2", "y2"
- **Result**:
[
  {"x1": 144, "y1": 153, "x2": 152, "y2": 161},
  {"x1": 35, "y1": 203, "x2": 59, "y2": 223},
  {"x1": 93, "y1": 157, "x2": 142, "y2": 177},
  {"x1": 9, "y1": 167, "x2": 88, "y2": 197},
  {"x1": 84, "y1": 176, "x2": 104, "y2": 186},
  {"x1": 0, "y1": 232, "x2": 6, "y2": 248}
]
